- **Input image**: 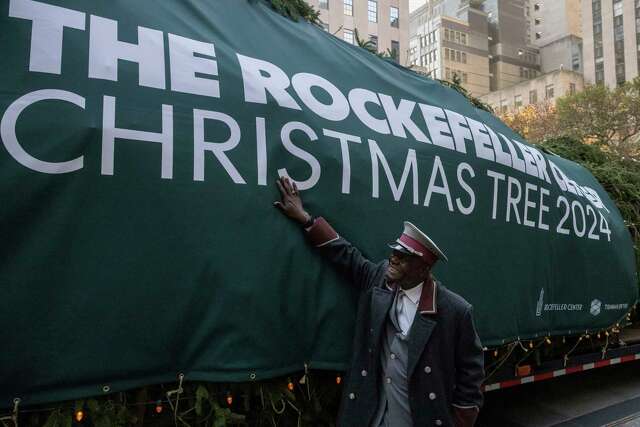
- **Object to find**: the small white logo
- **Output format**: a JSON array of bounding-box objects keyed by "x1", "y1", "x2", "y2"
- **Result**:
[
  {"x1": 590, "y1": 299, "x2": 602, "y2": 316},
  {"x1": 536, "y1": 288, "x2": 544, "y2": 317}
]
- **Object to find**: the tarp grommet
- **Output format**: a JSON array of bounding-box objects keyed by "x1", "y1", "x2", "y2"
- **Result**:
[
  {"x1": 102, "y1": 385, "x2": 111, "y2": 393},
  {"x1": 249, "y1": 372, "x2": 256, "y2": 380}
]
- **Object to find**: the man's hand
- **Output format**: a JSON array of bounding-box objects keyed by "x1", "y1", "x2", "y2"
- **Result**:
[{"x1": 274, "y1": 176, "x2": 311, "y2": 225}]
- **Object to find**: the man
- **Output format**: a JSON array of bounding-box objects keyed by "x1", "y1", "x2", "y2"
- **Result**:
[{"x1": 274, "y1": 176, "x2": 484, "y2": 427}]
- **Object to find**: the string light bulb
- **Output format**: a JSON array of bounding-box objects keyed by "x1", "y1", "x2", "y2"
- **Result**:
[
  {"x1": 493, "y1": 349, "x2": 498, "y2": 357},
  {"x1": 155, "y1": 400, "x2": 163, "y2": 414},
  {"x1": 287, "y1": 379, "x2": 294, "y2": 391},
  {"x1": 226, "y1": 393, "x2": 233, "y2": 406},
  {"x1": 336, "y1": 375, "x2": 342, "y2": 385},
  {"x1": 597, "y1": 332, "x2": 601, "y2": 339},
  {"x1": 529, "y1": 341, "x2": 534, "y2": 349},
  {"x1": 562, "y1": 336, "x2": 566, "y2": 343},
  {"x1": 75, "y1": 409, "x2": 84, "y2": 422},
  {"x1": 545, "y1": 337, "x2": 551, "y2": 345}
]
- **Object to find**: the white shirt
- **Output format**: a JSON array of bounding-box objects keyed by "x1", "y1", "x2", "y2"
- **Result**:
[{"x1": 394, "y1": 282, "x2": 422, "y2": 335}]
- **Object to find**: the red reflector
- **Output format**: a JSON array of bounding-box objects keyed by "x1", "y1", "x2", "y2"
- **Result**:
[{"x1": 516, "y1": 365, "x2": 532, "y2": 377}]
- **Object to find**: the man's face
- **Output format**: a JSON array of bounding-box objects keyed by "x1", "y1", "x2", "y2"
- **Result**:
[{"x1": 385, "y1": 250, "x2": 429, "y2": 288}]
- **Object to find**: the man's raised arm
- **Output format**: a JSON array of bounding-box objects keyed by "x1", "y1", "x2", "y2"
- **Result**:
[{"x1": 273, "y1": 176, "x2": 384, "y2": 290}]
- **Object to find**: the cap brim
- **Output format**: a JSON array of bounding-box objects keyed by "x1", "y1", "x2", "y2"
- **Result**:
[{"x1": 388, "y1": 242, "x2": 417, "y2": 256}]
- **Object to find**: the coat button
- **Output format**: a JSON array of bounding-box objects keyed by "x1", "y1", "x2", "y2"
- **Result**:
[
  {"x1": 424, "y1": 366, "x2": 432, "y2": 374},
  {"x1": 361, "y1": 370, "x2": 368, "y2": 377},
  {"x1": 435, "y1": 420, "x2": 443, "y2": 426},
  {"x1": 390, "y1": 353, "x2": 397, "y2": 360},
  {"x1": 386, "y1": 377, "x2": 392, "y2": 384},
  {"x1": 428, "y1": 392, "x2": 436, "y2": 400},
  {"x1": 349, "y1": 393, "x2": 356, "y2": 400}
]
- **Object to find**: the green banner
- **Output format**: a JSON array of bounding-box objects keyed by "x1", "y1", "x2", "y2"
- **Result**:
[{"x1": 1, "y1": 0, "x2": 637, "y2": 407}]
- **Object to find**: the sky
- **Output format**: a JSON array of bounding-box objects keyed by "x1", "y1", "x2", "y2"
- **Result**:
[{"x1": 409, "y1": 0, "x2": 427, "y2": 12}]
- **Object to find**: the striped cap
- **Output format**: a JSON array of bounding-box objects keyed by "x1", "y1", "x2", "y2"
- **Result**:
[{"x1": 388, "y1": 221, "x2": 448, "y2": 266}]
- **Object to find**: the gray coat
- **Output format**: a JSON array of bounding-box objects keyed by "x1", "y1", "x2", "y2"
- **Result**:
[{"x1": 306, "y1": 218, "x2": 484, "y2": 427}]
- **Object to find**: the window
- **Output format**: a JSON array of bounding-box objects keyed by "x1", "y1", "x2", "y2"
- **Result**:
[
  {"x1": 613, "y1": 0, "x2": 625, "y2": 84},
  {"x1": 593, "y1": 0, "x2": 602, "y2": 13},
  {"x1": 370, "y1": 35, "x2": 378, "y2": 50},
  {"x1": 461, "y1": 52, "x2": 467, "y2": 64},
  {"x1": 529, "y1": 90, "x2": 538, "y2": 104},
  {"x1": 445, "y1": 68, "x2": 466, "y2": 83},
  {"x1": 368, "y1": 0, "x2": 377, "y2": 23},
  {"x1": 593, "y1": 1, "x2": 603, "y2": 76},
  {"x1": 344, "y1": 0, "x2": 353, "y2": 16},
  {"x1": 343, "y1": 29, "x2": 354, "y2": 44},
  {"x1": 514, "y1": 94, "x2": 523, "y2": 109},
  {"x1": 444, "y1": 29, "x2": 468, "y2": 45},
  {"x1": 614, "y1": 0, "x2": 623, "y2": 16},
  {"x1": 445, "y1": 48, "x2": 450, "y2": 60},
  {"x1": 391, "y1": 40, "x2": 400, "y2": 62},
  {"x1": 614, "y1": 17, "x2": 624, "y2": 39},
  {"x1": 534, "y1": 3, "x2": 540, "y2": 11},
  {"x1": 455, "y1": 50, "x2": 461, "y2": 62},
  {"x1": 593, "y1": 22, "x2": 602, "y2": 34},
  {"x1": 535, "y1": 18, "x2": 541, "y2": 25},
  {"x1": 545, "y1": 84, "x2": 554, "y2": 99},
  {"x1": 572, "y1": 57, "x2": 580, "y2": 71},
  {"x1": 535, "y1": 32, "x2": 542, "y2": 39},
  {"x1": 390, "y1": 6, "x2": 399, "y2": 28},
  {"x1": 569, "y1": 83, "x2": 576, "y2": 95},
  {"x1": 319, "y1": 0, "x2": 329, "y2": 9},
  {"x1": 616, "y1": 63, "x2": 626, "y2": 84},
  {"x1": 594, "y1": 40, "x2": 603, "y2": 58},
  {"x1": 595, "y1": 60, "x2": 605, "y2": 84}
]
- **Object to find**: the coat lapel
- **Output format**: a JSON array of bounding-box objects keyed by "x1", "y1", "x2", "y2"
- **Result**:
[
  {"x1": 407, "y1": 279, "x2": 439, "y2": 378},
  {"x1": 371, "y1": 286, "x2": 394, "y2": 337},
  {"x1": 407, "y1": 314, "x2": 437, "y2": 379}
]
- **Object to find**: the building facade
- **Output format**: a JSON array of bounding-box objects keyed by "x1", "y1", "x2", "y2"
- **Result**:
[
  {"x1": 308, "y1": 0, "x2": 410, "y2": 65},
  {"x1": 408, "y1": 0, "x2": 491, "y2": 95},
  {"x1": 479, "y1": 69, "x2": 585, "y2": 113},
  {"x1": 582, "y1": 0, "x2": 640, "y2": 86},
  {"x1": 529, "y1": 0, "x2": 583, "y2": 74},
  {"x1": 482, "y1": 0, "x2": 542, "y2": 91}
]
